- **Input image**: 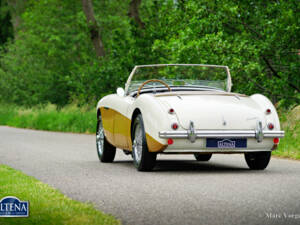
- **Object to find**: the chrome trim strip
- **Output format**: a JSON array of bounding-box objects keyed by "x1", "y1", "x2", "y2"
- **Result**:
[{"x1": 159, "y1": 130, "x2": 285, "y2": 139}]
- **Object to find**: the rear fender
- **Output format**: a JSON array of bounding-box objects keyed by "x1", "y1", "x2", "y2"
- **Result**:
[
  {"x1": 250, "y1": 94, "x2": 280, "y2": 130},
  {"x1": 129, "y1": 94, "x2": 170, "y2": 151}
]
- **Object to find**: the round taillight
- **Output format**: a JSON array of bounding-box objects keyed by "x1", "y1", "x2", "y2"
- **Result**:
[
  {"x1": 266, "y1": 109, "x2": 271, "y2": 114},
  {"x1": 172, "y1": 123, "x2": 178, "y2": 130},
  {"x1": 273, "y1": 137, "x2": 279, "y2": 144},
  {"x1": 169, "y1": 108, "x2": 175, "y2": 114},
  {"x1": 268, "y1": 123, "x2": 274, "y2": 130},
  {"x1": 168, "y1": 138, "x2": 174, "y2": 145}
]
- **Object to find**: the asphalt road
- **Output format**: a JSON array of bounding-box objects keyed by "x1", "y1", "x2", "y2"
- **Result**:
[{"x1": 0, "y1": 126, "x2": 300, "y2": 225}]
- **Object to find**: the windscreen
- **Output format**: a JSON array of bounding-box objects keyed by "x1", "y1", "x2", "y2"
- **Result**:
[{"x1": 127, "y1": 65, "x2": 229, "y2": 94}]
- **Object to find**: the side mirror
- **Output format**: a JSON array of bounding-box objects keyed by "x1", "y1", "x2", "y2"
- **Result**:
[{"x1": 116, "y1": 87, "x2": 125, "y2": 97}]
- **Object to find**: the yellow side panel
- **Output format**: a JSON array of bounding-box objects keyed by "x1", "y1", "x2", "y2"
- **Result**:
[
  {"x1": 100, "y1": 107, "x2": 132, "y2": 150},
  {"x1": 100, "y1": 107, "x2": 115, "y2": 145},
  {"x1": 146, "y1": 133, "x2": 167, "y2": 152},
  {"x1": 103, "y1": 129, "x2": 114, "y2": 146},
  {"x1": 114, "y1": 111, "x2": 132, "y2": 149},
  {"x1": 100, "y1": 107, "x2": 166, "y2": 152}
]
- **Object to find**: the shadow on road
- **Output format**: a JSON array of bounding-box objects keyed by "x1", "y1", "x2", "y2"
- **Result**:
[
  {"x1": 113, "y1": 159, "x2": 254, "y2": 173},
  {"x1": 154, "y1": 160, "x2": 249, "y2": 173}
]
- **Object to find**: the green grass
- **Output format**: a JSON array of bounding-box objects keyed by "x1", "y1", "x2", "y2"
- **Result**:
[
  {"x1": 0, "y1": 103, "x2": 96, "y2": 133},
  {"x1": 273, "y1": 105, "x2": 300, "y2": 160},
  {"x1": 0, "y1": 164, "x2": 120, "y2": 225}
]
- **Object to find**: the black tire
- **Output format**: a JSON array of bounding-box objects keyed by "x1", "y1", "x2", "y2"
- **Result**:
[
  {"x1": 194, "y1": 153, "x2": 212, "y2": 161},
  {"x1": 244, "y1": 151, "x2": 271, "y2": 170},
  {"x1": 132, "y1": 114, "x2": 157, "y2": 171},
  {"x1": 96, "y1": 114, "x2": 116, "y2": 163}
]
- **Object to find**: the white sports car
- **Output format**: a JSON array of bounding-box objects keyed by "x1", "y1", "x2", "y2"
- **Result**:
[{"x1": 96, "y1": 64, "x2": 284, "y2": 171}]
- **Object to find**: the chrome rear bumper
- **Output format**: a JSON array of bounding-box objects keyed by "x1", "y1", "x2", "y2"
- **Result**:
[
  {"x1": 159, "y1": 130, "x2": 285, "y2": 141},
  {"x1": 160, "y1": 120, "x2": 284, "y2": 143}
]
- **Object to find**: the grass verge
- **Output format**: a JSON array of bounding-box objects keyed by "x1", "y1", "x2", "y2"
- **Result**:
[
  {"x1": 273, "y1": 105, "x2": 300, "y2": 160},
  {"x1": 0, "y1": 103, "x2": 95, "y2": 133},
  {"x1": 0, "y1": 164, "x2": 120, "y2": 225}
]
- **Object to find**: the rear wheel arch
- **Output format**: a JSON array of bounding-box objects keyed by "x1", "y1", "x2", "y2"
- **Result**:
[{"x1": 250, "y1": 94, "x2": 280, "y2": 129}]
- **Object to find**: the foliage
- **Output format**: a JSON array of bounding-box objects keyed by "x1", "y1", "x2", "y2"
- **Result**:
[
  {"x1": 0, "y1": 0, "x2": 13, "y2": 45},
  {"x1": 0, "y1": 103, "x2": 96, "y2": 133},
  {"x1": 273, "y1": 105, "x2": 300, "y2": 159},
  {"x1": 141, "y1": 0, "x2": 300, "y2": 104},
  {"x1": 0, "y1": 0, "x2": 299, "y2": 107},
  {"x1": 0, "y1": 164, "x2": 120, "y2": 225},
  {"x1": 0, "y1": 0, "x2": 132, "y2": 106}
]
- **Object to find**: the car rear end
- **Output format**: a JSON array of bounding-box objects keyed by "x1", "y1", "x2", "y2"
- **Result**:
[{"x1": 155, "y1": 92, "x2": 284, "y2": 154}]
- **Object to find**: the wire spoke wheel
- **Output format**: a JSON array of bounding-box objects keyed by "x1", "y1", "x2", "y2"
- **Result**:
[
  {"x1": 133, "y1": 123, "x2": 143, "y2": 164},
  {"x1": 96, "y1": 113, "x2": 116, "y2": 163},
  {"x1": 96, "y1": 116, "x2": 104, "y2": 156},
  {"x1": 132, "y1": 114, "x2": 156, "y2": 171}
]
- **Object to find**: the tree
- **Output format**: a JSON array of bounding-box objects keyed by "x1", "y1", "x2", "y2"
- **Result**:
[
  {"x1": 145, "y1": 0, "x2": 300, "y2": 105},
  {"x1": 128, "y1": 0, "x2": 144, "y2": 29},
  {"x1": 0, "y1": 0, "x2": 13, "y2": 45},
  {"x1": 5, "y1": 0, "x2": 27, "y2": 38},
  {"x1": 81, "y1": 0, "x2": 105, "y2": 57},
  {"x1": 0, "y1": 0, "x2": 298, "y2": 107}
]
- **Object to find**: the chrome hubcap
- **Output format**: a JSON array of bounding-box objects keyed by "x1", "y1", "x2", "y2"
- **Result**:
[
  {"x1": 96, "y1": 117, "x2": 104, "y2": 155},
  {"x1": 133, "y1": 123, "x2": 143, "y2": 164}
]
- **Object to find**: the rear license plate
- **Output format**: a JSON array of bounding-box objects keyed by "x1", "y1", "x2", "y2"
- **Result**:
[{"x1": 206, "y1": 138, "x2": 247, "y2": 148}]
